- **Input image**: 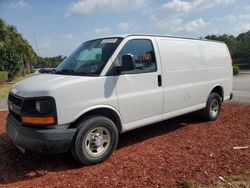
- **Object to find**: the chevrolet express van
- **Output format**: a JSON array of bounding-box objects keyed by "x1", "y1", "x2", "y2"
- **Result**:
[{"x1": 6, "y1": 34, "x2": 233, "y2": 165}]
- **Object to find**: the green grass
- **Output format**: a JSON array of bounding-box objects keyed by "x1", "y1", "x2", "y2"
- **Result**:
[
  {"x1": 182, "y1": 180, "x2": 195, "y2": 188},
  {"x1": 181, "y1": 172, "x2": 250, "y2": 188},
  {"x1": 0, "y1": 83, "x2": 10, "y2": 100},
  {"x1": 0, "y1": 71, "x2": 8, "y2": 82},
  {"x1": 209, "y1": 172, "x2": 250, "y2": 188},
  {"x1": 0, "y1": 74, "x2": 34, "y2": 100}
]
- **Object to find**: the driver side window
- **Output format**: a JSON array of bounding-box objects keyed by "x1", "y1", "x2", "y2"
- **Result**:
[{"x1": 118, "y1": 39, "x2": 157, "y2": 74}]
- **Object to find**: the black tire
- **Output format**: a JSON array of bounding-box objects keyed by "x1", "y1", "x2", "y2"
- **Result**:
[
  {"x1": 70, "y1": 134, "x2": 78, "y2": 161},
  {"x1": 70, "y1": 115, "x2": 118, "y2": 165},
  {"x1": 201, "y1": 93, "x2": 222, "y2": 121}
]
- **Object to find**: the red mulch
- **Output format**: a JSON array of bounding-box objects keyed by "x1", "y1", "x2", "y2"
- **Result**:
[{"x1": 0, "y1": 103, "x2": 249, "y2": 187}]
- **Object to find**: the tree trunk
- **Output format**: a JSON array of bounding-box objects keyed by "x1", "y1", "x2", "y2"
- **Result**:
[
  {"x1": 21, "y1": 58, "x2": 25, "y2": 76},
  {"x1": 27, "y1": 62, "x2": 31, "y2": 74}
]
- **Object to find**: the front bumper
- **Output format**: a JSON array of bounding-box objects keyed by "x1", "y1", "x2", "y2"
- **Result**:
[{"x1": 6, "y1": 114, "x2": 76, "y2": 153}]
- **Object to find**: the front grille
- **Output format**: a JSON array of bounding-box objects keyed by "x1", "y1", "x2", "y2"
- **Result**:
[
  {"x1": 8, "y1": 94, "x2": 23, "y2": 107},
  {"x1": 8, "y1": 93, "x2": 24, "y2": 122},
  {"x1": 10, "y1": 111, "x2": 22, "y2": 122}
]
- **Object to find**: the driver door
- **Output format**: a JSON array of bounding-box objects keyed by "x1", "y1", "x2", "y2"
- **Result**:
[{"x1": 115, "y1": 38, "x2": 163, "y2": 130}]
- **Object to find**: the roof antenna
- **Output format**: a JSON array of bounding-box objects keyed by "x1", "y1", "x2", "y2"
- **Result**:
[{"x1": 33, "y1": 34, "x2": 40, "y2": 56}]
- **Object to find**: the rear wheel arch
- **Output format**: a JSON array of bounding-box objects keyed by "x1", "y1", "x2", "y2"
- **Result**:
[{"x1": 209, "y1": 85, "x2": 224, "y2": 101}]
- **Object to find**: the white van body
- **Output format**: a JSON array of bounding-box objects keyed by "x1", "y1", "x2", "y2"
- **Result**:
[{"x1": 7, "y1": 34, "x2": 233, "y2": 164}]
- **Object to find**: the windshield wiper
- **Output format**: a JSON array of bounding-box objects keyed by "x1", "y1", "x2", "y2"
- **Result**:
[
  {"x1": 54, "y1": 69, "x2": 99, "y2": 76},
  {"x1": 55, "y1": 69, "x2": 74, "y2": 75}
]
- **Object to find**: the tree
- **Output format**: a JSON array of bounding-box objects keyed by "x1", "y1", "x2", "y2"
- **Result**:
[
  {"x1": 35, "y1": 55, "x2": 66, "y2": 68},
  {"x1": 205, "y1": 34, "x2": 237, "y2": 56},
  {"x1": 205, "y1": 31, "x2": 250, "y2": 66},
  {"x1": 0, "y1": 22, "x2": 22, "y2": 79},
  {"x1": 236, "y1": 31, "x2": 250, "y2": 58},
  {"x1": 0, "y1": 18, "x2": 37, "y2": 80}
]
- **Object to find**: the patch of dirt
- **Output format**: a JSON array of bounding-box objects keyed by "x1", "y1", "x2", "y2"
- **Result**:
[{"x1": 0, "y1": 103, "x2": 249, "y2": 187}]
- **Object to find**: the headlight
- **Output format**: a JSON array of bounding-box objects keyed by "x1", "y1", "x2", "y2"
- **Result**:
[
  {"x1": 21, "y1": 97, "x2": 57, "y2": 125},
  {"x1": 35, "y1": 101, "x2": 41, "y2": 112},
  {"x1": 34, "y1": 99, "x2": 53, "y2": 114}
]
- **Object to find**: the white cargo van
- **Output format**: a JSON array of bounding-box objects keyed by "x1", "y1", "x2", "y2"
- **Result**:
[{"x1": 6, "y1": 34, "x2": 233, "y2": 165}]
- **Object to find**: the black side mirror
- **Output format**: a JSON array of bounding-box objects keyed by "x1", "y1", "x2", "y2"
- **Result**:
[{"x1": 121, "y1": 54, "x2": 134, "y2": 72}]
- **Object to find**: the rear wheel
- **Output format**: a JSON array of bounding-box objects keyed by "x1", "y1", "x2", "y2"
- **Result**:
[
  {"x1": 70, "y1": 115, "x2": 118, "y2": 165},
  {"x1": 202, "y1": 93, "x2": 222, "y2": 121}
]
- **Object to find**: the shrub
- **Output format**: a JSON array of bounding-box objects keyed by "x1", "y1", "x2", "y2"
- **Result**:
[{"x1": 233, "y1": 65, "x2": 240, "y2": 75}]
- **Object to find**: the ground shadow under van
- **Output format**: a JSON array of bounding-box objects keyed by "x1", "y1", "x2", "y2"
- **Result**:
[{"x1": 0, "y1": 113, "x2": 203, "y2": 185}]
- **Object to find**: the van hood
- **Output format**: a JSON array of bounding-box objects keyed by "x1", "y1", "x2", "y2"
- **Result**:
[
  {"x1": 11, "y1": 74, "x2": 95, "y2": 98},
  {"x1": 10, "y1": 73, "x2": 119, "y2": 125}
]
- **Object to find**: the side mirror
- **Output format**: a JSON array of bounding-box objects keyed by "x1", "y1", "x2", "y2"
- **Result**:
[{"x1": 120, "y1": 54, "x2": 134, "y2": 72}]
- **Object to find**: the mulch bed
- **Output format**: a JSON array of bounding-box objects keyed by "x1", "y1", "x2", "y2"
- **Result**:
[{"x1": 0, "y1": 103, "x2": 249, "y2": 187}]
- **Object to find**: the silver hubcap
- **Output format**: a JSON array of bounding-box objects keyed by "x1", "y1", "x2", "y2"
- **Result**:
[
  {"x1": 210, "y1": 99, "x2": 219, "y2": 118},
  {"x1": 84, "y1": 126, "x2": 111, "y2": 157}
]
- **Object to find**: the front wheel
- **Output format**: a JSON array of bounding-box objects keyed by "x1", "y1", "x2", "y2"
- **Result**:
[
  {"x1": 71, "y1": 115, "x2": 118, "y2": 165},
  {"x1": 201, "y1": 93, "x2": 222, "y2": 121}
]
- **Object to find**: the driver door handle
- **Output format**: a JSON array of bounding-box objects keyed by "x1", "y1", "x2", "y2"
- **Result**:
[{"x1": 158, "y1": 75, "x2": 162, "y2": 87}]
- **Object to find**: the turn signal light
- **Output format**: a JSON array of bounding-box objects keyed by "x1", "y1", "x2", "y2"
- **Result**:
[{"x1": 22, "y1": 116, "x2": 55, "y2": 124}]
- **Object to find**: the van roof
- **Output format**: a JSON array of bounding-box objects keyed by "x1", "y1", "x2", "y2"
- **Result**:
[{"x1": 94, "y1": 34, "x2": 225, "y2": 44}]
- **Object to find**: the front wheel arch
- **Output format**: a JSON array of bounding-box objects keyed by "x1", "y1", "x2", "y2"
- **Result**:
[{"x1": 69, "y1": 107, "x2": 123, "y2": 133}]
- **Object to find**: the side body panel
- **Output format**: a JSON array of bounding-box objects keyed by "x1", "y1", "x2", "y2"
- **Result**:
[
  {"x1": 200, "y1": 41, "x2": 233, "y2": 100},
  {"x1": 155, "y1": 37, "x2": 232, "y2": 121}
]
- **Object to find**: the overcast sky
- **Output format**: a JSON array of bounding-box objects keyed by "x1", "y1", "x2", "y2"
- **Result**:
[{"x1": 1, "y1": 0, "x2": 250, "y2": 57}]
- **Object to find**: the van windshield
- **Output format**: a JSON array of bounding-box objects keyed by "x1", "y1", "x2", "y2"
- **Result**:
[{"x1": 55, "y1": 38, "x2": 123, "y2": 76}]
